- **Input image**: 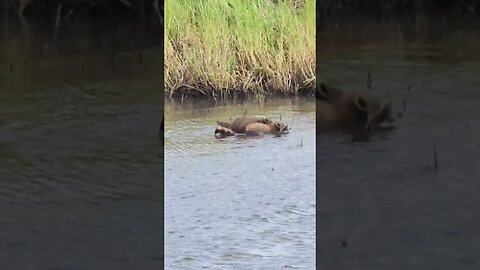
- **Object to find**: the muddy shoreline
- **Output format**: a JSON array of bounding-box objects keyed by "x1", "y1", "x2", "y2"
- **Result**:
[{"x1": 166, "y1": 86, "x2": 316, "y2": 103}]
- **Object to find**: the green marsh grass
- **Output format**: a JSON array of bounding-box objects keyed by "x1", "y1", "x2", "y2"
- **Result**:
[{"x1": 165, "y1": 0, "x2": 316, "y2": 99}]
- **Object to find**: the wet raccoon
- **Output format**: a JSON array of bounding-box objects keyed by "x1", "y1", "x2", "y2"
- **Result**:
[
  {"x1": 244, "y1": 121, "x2": 289, "y2": 136},
  {"x1": 217, "y1": 115, "x2": 272, "y2": 134},
  {"x1": 214, "y1": 126, "x2": 235, "y2": 138},
  {"x1": 317, "y1": 82, "x2": 394, "y2": 134}
]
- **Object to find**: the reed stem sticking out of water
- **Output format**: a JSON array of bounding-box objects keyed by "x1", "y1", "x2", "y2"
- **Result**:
[
  {"x1": 53, "y1": 4, "x2": 62, "y2": 39},
  {"x1": 367, "y1": 70, "x2": 372, "y2": 90},
  {"x1": 433, "y1": 138, "x2": 439, "y2": 170},
  {"x1": 165, "y1": 0, "x2": 316, "y2": 100}
]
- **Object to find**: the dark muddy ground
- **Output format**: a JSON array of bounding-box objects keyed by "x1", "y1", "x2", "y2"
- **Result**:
[
  {"x1": 318, "y1": 15, "x2": 480, "y2": 270},
  {"x1": 0, "y1": 16, "x2": 162, "y2": 269}
]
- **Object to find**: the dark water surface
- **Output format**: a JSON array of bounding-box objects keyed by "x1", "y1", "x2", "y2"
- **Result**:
[
  {"x1": 318, "y1": 16, "x2": 480, "y2": 269},
  {"x1": 164, "y1": 99, "x2": 316, "y2": 269},
  {"x1": 0, "y1": 17, "x2": 162, "y2": 269}
]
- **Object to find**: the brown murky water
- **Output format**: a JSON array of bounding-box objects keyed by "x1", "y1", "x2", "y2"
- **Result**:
[
  {"x1": 3, "y1": 10, "x2": 479, "y2": 270},
  {"x1": 0, "y1": 16, "x2": 162, "y2": 269},
  {"x1": 318, "y1": 15, "x2": 480, "y2": 270}
]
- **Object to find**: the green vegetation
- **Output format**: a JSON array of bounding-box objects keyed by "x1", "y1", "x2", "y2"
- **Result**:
[{"x1": 164, "y1": 0, "x2": 316, "y2": 100}]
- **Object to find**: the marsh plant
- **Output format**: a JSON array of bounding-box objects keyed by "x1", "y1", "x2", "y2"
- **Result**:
[{"x1": 164, "y1": 0, "x2": 316, "y2": 100}]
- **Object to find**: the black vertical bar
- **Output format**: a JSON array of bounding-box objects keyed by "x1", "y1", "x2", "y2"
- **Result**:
[
  {"x1": 160, "y1": 0, "x2": 165, "y2": 268},
  {"x1": 316, "y1": 1, "x2": 321, "y2": 267}
]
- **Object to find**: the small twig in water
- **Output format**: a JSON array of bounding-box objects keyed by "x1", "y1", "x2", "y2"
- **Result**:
[
  {"x1": 367, "y1": 70, "x2": 372, "y2": 90},
  {"x1": 433, "y1": 138, "x2": 439, "y2": 171},
  {"x1": 18, "y1": 0, "x2": 33, "y2": 18},
  {"x1": 64, "y1": 9, "x2": 74, "y2": 22},
  {"x1": 53, "y1": 4, "x2": 62, "y2": 39}
]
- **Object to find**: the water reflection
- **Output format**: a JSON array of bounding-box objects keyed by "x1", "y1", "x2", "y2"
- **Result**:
[
  {"x1": 0, "y1": 15, "x2": 162, "y2": 269},
  {"x1": 318, "y1": 16, "x2": 480, "y2": 270}
]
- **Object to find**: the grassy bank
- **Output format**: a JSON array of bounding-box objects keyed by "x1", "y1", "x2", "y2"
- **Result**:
[{"x1": 164, "y1": 0, "x2": 315, "y2": 100}]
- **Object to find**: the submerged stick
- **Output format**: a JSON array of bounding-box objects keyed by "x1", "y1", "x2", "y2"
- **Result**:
[
  {"x1": 433, "y1": 138, "x2": 439, "y2": 170},
  {"x1": 18, "y1": 0, "x2": 33, "y2": 18},
  {"x1": 54, "y1": 4, "x2": 62, "y2": 39},
  {"x1": 64, "y1": 9, "x2": 74, "y2": 22},
  {"x1": 367, "y1": 70, "x2": 372, "y2": 90}
]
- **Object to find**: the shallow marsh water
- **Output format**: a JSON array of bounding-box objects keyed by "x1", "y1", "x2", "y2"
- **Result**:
[
  {"x1": 318, "y1": 15, "x2": 480, "y2": 270},
  {"x1": 164, "y1": 99, "x2": 316, "y2": 269},
  {"x1": 0, "y1": 17, "x2": 162, "y2": 269}
]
